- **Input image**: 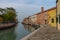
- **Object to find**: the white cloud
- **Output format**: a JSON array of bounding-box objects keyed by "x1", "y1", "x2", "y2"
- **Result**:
[
  {"x1": 0, "y1": 2, "x2": 41, "y2": 9},
  {"x1": 0, "y1": 0, "x2": 56, "y2": 21}
]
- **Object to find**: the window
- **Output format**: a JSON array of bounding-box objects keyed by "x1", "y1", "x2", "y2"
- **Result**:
[
  {"x1": 59, "y1": 15, "x2": 60, "y2": 24},
  {"x1": 56, "y1": 17, "x2": 58, "y2": 23},
  {"x1": 45, "y1": 20, "x2": 46, "y2": 24},
  {"x1": 52, "y1": 18, "x2": 54, "y2": 23}
]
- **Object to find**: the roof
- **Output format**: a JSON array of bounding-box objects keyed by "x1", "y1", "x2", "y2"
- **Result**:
[
  {"x1": 35, "y1": 7, "x2": 56, "y2": 15},
  {"x1": 26, "y1": 7, "x2": 56, "y2": 18}
]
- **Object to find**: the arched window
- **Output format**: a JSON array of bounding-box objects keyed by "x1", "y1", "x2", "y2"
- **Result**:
[{"x1": 52, "y1": 18, "x2": 54, "y2": 23}]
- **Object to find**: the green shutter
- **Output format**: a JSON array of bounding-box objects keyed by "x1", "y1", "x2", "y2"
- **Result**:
[
  {"x1": 56, "y1": 17, "x2": 58, "y2": 23},
  {"x1": 59, "y1": 15, "x2": 60, "y2": 24}
]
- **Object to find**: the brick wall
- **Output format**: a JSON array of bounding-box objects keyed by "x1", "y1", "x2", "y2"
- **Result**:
[{"x1": 36, "y1": 12, "x2": 48, "y2": 25}]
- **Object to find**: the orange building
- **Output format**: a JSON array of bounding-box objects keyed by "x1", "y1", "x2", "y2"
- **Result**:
[
  {"x1": 36, "y1": 7, "x2": 56, "y2": 26},
  {"x1": 36, "y1": 7, "x2": 48, "y2": 25}
]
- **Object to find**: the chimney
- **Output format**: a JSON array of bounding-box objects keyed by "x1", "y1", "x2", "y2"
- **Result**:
[{"x1": 41, "y1": 7, "x2": 44, "y2": 12}]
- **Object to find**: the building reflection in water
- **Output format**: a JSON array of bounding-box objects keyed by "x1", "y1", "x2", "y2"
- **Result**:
[
  {"x1": 0, "y1": 27, "x2": 16, "y2": 40},
  {"x1": 22, "y1": 24, "x2": 36, "y2": 32}
]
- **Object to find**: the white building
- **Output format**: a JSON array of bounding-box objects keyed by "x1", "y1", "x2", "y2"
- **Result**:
[{"x1": 29, "y1": 15, "x2": 37, "y2": 24}]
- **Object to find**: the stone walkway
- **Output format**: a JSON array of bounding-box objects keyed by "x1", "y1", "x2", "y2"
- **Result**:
[{"x1": 28, "y1": 25, "x2": 60, "y2": 40}]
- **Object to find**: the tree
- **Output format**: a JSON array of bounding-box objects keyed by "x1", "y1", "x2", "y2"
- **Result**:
[
  {"x1": 0, "y1": 8, "x2": 5, "y2": 14},
  {"x1": 2, "y1": 7, "x2": 17, "y2": 23},
  {"x1": 7, "y1": 7, "x2": 16, "y2": 12}
]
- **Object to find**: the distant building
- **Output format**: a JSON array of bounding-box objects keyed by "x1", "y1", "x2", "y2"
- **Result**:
[
  {"x1": 22, "y1": 18, "x2": 29, "y2": 24},
  {"x1": 29, "y1": 15, "x2": 37, "y2": 25}
]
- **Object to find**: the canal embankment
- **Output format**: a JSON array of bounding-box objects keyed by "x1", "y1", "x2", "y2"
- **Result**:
[
  {"x1": 0, "y1": 7, "x2": 18, "y2": 29},
  {"x1": 22, "y1": 23, "x2": 40, "y2": 30},
  {"x1": 21, "y1": 25, "x2": 60, "y2": 40},
  {"x1": 20, "y1": 25, "x2": 43, "y2": 40},
  {"x1": 0, "y1": 22, "x2": 17, "y2": 30}
]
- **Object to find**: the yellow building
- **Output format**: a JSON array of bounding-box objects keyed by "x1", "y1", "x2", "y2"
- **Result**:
[
  {"x1": 56, "y1": 0, "x2": 60, "y2": 30},
  {"x1": 48, "y1": 7, "x2": 56, "y2": 27}
]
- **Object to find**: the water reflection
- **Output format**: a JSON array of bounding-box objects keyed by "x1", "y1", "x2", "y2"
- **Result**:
[
  {"x1": 22, "y1": 24, "x2": 36, "y2": 32},
  {"x1": 0, "y1": 23, "x2": 38, "y2": 40},
  {"x1": 15, "y1": 23, "x2": 31, "y2": 40},
  {"x1": 0, "y1": 28, "x2": 16, "y2": 40}
]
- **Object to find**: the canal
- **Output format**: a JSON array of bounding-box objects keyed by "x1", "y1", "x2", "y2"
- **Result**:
[{"x1": 0, "y1": 22, "x2": 36, "y2": 40}]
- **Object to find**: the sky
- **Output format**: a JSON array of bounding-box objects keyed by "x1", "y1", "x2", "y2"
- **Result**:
[{"x1": 0, "y1": 0, "x2": 56, "y2": 21}]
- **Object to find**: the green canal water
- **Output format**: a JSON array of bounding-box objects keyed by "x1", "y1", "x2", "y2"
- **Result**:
[{"x1": 0, "y1": 23, "x2": 36, "y2": 40}]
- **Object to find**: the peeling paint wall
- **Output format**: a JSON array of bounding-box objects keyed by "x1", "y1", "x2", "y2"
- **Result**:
[
  {"x1": 36, "y1": 12, "x2": 48, "y2": 25},
  {"x1": 48, "y1": 9, "x2": 56, "y2": 27}
]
